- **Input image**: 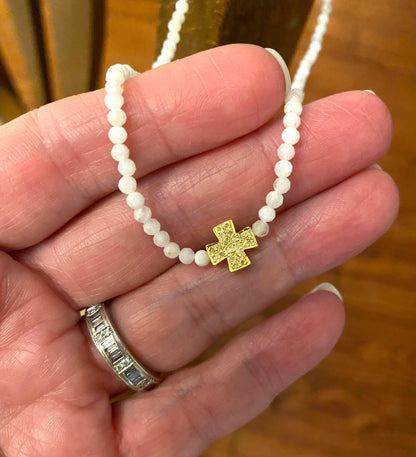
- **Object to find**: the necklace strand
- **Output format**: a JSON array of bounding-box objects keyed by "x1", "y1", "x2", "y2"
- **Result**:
[{"x1": 104, "y1": 0, "x2": 332, "y2": 271}]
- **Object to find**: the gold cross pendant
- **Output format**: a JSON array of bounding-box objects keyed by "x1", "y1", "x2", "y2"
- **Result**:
[{"x1": 205, "y1": 220, "x2": 258, "y2": 272}]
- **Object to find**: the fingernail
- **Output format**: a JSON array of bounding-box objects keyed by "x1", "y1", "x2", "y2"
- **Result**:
[
  {"x1": 265, "y1": 48, "x2": 291, "y2": 99},
  {"x1": 307, "y1": 282, "x2": 343, "y2": 301},
  {"x1": 369, "y1": 163, "x2": 383, "y2": 171},
  {"x1": 364, "y1": 90, "x2": 376, "y2": 95}
]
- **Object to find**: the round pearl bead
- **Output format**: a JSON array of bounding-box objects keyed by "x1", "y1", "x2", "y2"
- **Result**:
[
  {"x1": 109, "y1": 126, "x2": 128, "y2": 144},
  {"x1": 107, "y1": 109, "x2": 127, "y2": 126},
  {"x1": 118, "y1": 176, "x2": 137, "y2": 194},
  {"x1": 273, "y1": 177, "x2": 291, "y2": 194},
  {"x1": 284, "y1": 100, "x2": 303, "y2": 115},
  {"x1": 172, "y1": 10, "x2": 185, "y2": 24},
  {"x1": 167, "y1": 30, "x2": 180, "y2": 44},
  {"x1": 143, "y1": 218, "x2": 161, "y2": 236},
  {"x1": 111, "y1": 144, "x2": 129, "y2": 161},
  {"x1": 283, "y1": 112, "x2": 301, "y2": 129},
  {"x1": 134, "y1": 206, "x2": 152, "y2": 223},
  {"x1": 277, "y1": 143, "x2": 295, "y2": 161},
  {"x1": 274, "y1": 160, "x2": 293, "y2": 178},
  {"x1": 105, "y1": 80, "x2": 123, "y2": 93},
  {"x1": 104, "y1": 93, "x2": 124, "y2": 110},
  {"x1": 153, "y1": 230, "x2": 170, "y2": 248},
  {"x1": 175, "y1": 0, "x2": 189, "y2": 14},
  {"x1": 252, "y1": 220, "x2": 269, "y2": 238},
  {"x1": 117, "y1": 158, "x2": 136, "y2": 176},
  {"x1": 258, "y1": 205, "x2": 276, "y2": 222},
  {"x1": 281, "y1": 127, "x2": 300, "y2": 145},
  {"x1": 105, "y1": 65, "x2": 124, "y2": 83},
  {"x1": 195, "y1": 250, "x2": 210, "y2": 267},
  {"x1": 126, "y1": 192, "x2": 145, "y2": 209},
  {"x1": 266, "y1": 191, "x2": 284, "y2": 209},
  {"x1": 179, "y1": 247, "x2": 195, "y2": 264},
  {"x1": 121, "y1": 64, "x2": 138, "y2": 79},
  {"x1": 164, "y1": 242, "x2": 180, "y2": 259},
  {"x1": 161, "y1": 47, "x2": 175, "y2": 60}
]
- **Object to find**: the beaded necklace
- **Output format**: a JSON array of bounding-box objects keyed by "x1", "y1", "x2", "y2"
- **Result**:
[{"x1": 104, "y1": 0, "x2": 332, "y2": 272}]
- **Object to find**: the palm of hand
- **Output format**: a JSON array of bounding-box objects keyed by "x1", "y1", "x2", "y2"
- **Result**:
[{"x1": 0, "y1": 45, "x2": 398, "y2": 457}]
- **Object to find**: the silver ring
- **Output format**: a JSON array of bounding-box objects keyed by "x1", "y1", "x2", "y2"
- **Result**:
[{"x1": 85, "y1": 304, "x2": 161, "y2": 391}]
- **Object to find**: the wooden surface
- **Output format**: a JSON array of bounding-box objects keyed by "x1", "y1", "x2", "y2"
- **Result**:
[
  {"x1": 156, "y1": 0, "x2": 313, "y2": 63},
  {"x1": 39, "y1": 0, "x2": 94, "y2": 99},
  {"x1": 0, "y1": 0, "x2": 46, "y2": 109},
  {"x1": 99, "y1": 0, "x2": 160, "y2": 79}
]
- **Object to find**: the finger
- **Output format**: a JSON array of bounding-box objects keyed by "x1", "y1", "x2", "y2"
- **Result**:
[
  {"x1": 17, "y1": 91, "x2": 393, "y2": 306},
  {"x1": 113, "y1": 289, "x2": 344, "y2": 456},
  {"x1": 0, "y1": 252, "x2": 118, "y2": 457},
  {"x1": 0, "y1": 45, "x2": 286, "y2": 251},
  {"x1": 82, "y1": 168, "x2": 398, "y2": 391}
]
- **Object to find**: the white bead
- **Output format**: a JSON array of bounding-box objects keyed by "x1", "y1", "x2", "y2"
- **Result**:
[
  {"x1": 274, "y1": 160, "x2": 293, "y2": 178},
  {"x1": 134, "y1": 206, "x2": 152, "y2": 223},
  {"x1": 107, "y1": 109, "x2": 127, "y2": 126},
  {"x1": 252, "y1": 220, "x2": 269, "y2": 238},
  {"x1": 266, "y1": 191, "x2": 284, "y2": 209},
  {"x1": 167, "y1": 30, "x2": 180, "y2": 44},
  {"x1": 179, "y1": 248, "x2": 195, "y2": 264},
  {"x1": 310, "y1": 42, "x2": 322, "y2": 54},
  {"x1": 273, "y1": 177, "x2": 291, "y2": 194},
  {"x1": 164, "y1": 242, "x2": 180, "y2": 259},
  {"x1": 117, "y1": 158, "x2": 136, "y2": 176},
  {"x1": 111, "y1": 144, "x2": 129, "y2": 161},
  {"x1": 152, "y1": 56, "x2": 170, "y2": 68},
  {"x1": 315, "y1": 23, "x2": 327, "y2": 36},
  {"x1": 105, "y1": 65, "x2": 124, "y2": 83},
  {"x1": 121, "y1": 64, "x2": 138, "y2": 79},
  {"x1": 283, "y1": 112, "x2": 301, "y2": 128},
  {"x1": 277, "y1": 143, "x2": 295, "y2": 160},
  {"x1": 104, "y1": 93, "x2": 124, "y2": 110},
  {"x1": 281, "y1": 127, "x2": 300, "y2": 145},
  {"x1": 168, "y1": 19, "x2": 181, "y2": 33},
  {"x1": 195, "y1": 250, "x2": 210, "y2": 266},
  {"x1": 126, "y1": 192, "x2": 145, "y2": 209},
  {"x1": 161, "y1": 47, "x2": 175, "y2": 60},
  {"x1": 284, "y1": 100, "x2": 303, "y2": 115},
  {"x1": 118, "y1": 176, "x2": 137, "y2": 194},
  {"x1": 143, "y1": 218, "x2": 161, "y2": 236},
  {"x1": 162, "y1": 40, "x2": 177, "y2": 55},
  {"x1": 258, "y1": 205, "x2": 276, "y2": 222},
  {"x1": 153, "y1": 230, "x2": 170, "y2": 248},
  {"x1": 172, "y1": 10, "x2": 186, "y2": 24},
  {"x1": 105, "y1": 80, "x2": 123, "y2": 93},
  {"x1": 175, "y1": 0, "x2": 189, "y2": 14},
  {"x1": 318, "y1": 13, "x2": 329, "y2": 25},
  {"x1": 109, "y1": 126, "x2": 128, "y2": 144}
]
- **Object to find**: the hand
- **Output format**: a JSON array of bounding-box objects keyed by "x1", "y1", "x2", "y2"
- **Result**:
[{"x1": 0, "y1": 45, "x2": 398, "y2": 456}]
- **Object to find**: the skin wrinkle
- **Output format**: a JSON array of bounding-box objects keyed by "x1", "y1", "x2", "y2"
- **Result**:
[
  {"x1": 130, "y1": 76, "x2": 177, "y2": 161},
  {"x1": 29, "y1": 106, "x2": 110, "y2": 202},
  {"x1": 170, "y1": 267, "x2": 229, "y2": 344},
  {"x1": 177, "y1": 383, "x2": 222, "y2": 453}
]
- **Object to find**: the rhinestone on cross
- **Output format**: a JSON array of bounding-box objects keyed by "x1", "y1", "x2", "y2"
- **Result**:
[{"x1": 205, "y1": 220, "x2": 258, "y2": 272}]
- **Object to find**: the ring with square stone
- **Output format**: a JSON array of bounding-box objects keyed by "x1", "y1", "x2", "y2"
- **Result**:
[{"x1": 85, "y1": 303, "x2": 161, "y2": 391}]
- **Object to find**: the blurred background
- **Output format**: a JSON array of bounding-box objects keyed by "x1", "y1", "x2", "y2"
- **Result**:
[{"x1": 0, "y1": 0, "x2": 415, "y2": 455}]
